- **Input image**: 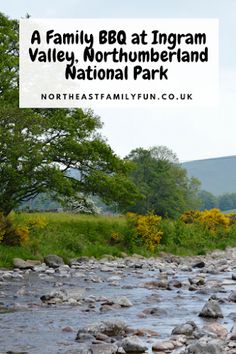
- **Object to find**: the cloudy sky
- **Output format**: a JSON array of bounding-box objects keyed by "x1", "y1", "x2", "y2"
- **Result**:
[{"x1": 1, "y1": 0, "x2": 236, "y2": 162}]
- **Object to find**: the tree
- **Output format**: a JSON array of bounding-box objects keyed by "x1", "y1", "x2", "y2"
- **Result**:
[
  {"x1": 218, "y1": 193, "x2": 234, "y2": 211},
  {"x1": 0, "y1": 13, "x2": 140, "y2": 215},
  {"x1": 0, "y1": 106, "x2": 141, "y2": 215},
  {"x1": 0, "y1": 12, "x2": 18, "y2": 105},
  {"x1": 125, "y1": 146, "x2": 201, "y2": 218},
  {"x1": 199, "y1": 190, "x2": 218, "y2": 210}
]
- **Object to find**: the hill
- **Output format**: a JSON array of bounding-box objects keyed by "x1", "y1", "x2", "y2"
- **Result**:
[{"x1": 183, "y1": 155, "x2": 236, "y2": 196}]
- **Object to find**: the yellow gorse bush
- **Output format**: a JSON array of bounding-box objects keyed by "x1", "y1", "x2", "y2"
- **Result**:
[
  {"x1": 0, "y1": 213, "x2": 7, "y2": 242},
  {"x1": 127, "y1": 212, "x2": 163, "y2": 252},
  {"x1": 0, "y1": 213, "x2": 47, "y2": 246},
  {"x1": 227, "y1": 213, "x2": 236, "y2": 226},
  {"x1": 180, "y1": 210, "x2": 202, "y2": 224},
  {"x1": 0, "y1": 213, "x2": 28, "y2": 245},
  {"x1": 181, "y1": 208, "x2": 230, "y2": 233},
  {"x1": 198, "y1": 209, "x2": 229, "y2": 232},
  {"x1": 110, "y1": 231, "x2": 124, "y2": 244},
  {"x1": 27, "y1": 216, "x2": 47, "y2": 230},
  {"x1": 11, "y1": 226, "x2": 29, "y2": 245}
]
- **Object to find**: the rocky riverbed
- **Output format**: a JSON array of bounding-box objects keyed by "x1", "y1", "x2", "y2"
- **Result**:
[{"x1": 1, "y1": 249, "x2": 236, "y2": 354}]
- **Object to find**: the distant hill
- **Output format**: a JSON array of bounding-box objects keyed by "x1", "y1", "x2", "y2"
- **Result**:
[{"x1": 183, "y1": 155, "x2": 236, "y2": 196}]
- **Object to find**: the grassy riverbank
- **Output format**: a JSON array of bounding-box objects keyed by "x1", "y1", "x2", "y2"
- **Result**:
[
  {"x1": 1, "y1": 212, "x2": 236, "y2": 268},
  {"x1": 0, "y1": 213, "x2": 131, "y2": 268}
]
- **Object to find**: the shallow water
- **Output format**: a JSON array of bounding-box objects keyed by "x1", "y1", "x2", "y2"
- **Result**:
[{"x1": 0, "y1": 259, "x2": 236, "y2": 354}]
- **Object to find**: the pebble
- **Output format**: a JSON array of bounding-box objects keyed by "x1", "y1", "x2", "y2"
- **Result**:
[{"x1": 2, "y1": 248, "x2": 236, "y2": 353}]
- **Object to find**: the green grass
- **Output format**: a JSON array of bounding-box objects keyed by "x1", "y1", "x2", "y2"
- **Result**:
[
  {"x1": 1, "y1": 212, "x2": 236, "y2": 268},
  {"x1": 0, "y1": 213, "x2": 133, "y2": 268}
]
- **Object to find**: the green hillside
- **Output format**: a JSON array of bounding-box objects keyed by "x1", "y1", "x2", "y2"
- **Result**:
[{"x1": 183, "y1": 155, "x2": 236, "y2": 196}]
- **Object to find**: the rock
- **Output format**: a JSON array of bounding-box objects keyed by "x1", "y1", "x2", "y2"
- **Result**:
[
  {"x1": 0, "y1": 305, "x2": 18, "y2": 314},
  {"x1": 189, "y1": 277, "x2": 205, "y2": 286},
  {"x1": 203, "y1": 322, "x2": 228, "y2": 338},
  {"x1": 119, "y1": 336, "x2": 148, "y2": 352},
  {"x1": 152, "y1": 340, "x2": 175, "y2": 351},
  {"x1": 63, "y1": 348, "x2": 91, "y2": 354},
  {"x1": 169, "y1": 280, "x2": 182, "y2": 288},
  {"x1": 133, "y1": 328, "x2": 159, "y2": 337},
  {"x1": 102, "y1": 320, "x2": 128, "y2": 336},
  {"x1": 120, "y1": 252, "x2": 128, "y2": 258},
  {"x1": 100, "y1": 266, "x2": 114, "y2": 272},
  {"x1": 5, "y1": 351, "x2": 29, "y2": 354},
  {"x1": 16, "y1": 287, "x2": 28, "y2": 296},
  {"x1": 232, "y1": 274, "x2": 236, "y2": 281},
  {"x1": 143, "y1": 280, "x2": 168, "y2": 289},
  {"x1": 95, "y1": 332, "x2": 110, "y2": 341},
  {"x1": 69, "y1": 257, "x2": 90, "y2": 266},
  {"x1": 88, "y1": 275, "x2": 102, "y2": 283},
  {"x1": 142, "y1": 307, "x2": 167, "y2": 317},
  {"x1": 33, "y1": 264, "x2": 47, "y2": 272},
  {"x1": 229, "y1": 291, "x2": 236, "y2": 302},
  {"x1": 116, "y1": 296, "x2": 133, "y2": 307},
  {"x1": 55, "y1": 264, "x2": 70, "y2": 272},
  {"x1": 13, "y1": 258, "x2": 34, "y2": 269},
  {"x1": 76, "y1": 332, "x2": 95, "y2": 341},
  {"x1": 172, "y1": 321, "x2": 197, "y2": 336},
  {"x1": 89, "y1": 343, "x2": 118, "y2": 354},
  {"x1": 230, "y1": 323, "x2": 236, "y2": 340},
  {"x1": 26, "y1": 259, "x2": 41, "y2": 266},
  {"x1": 199, "y1": 299, "x2": 223, "y2": 318},
  {"x1": 84, "y1": 296, "x2": 96, "y2": 304},
  {"x1": 44, "y1": 254, "x2": 64, "y2": 268},
  {"x1": 185, "y1": 340, "x2": 224, "y2": 354},
  {"x1": 66, "y1": 288, "x2": 84, "y2": 301},
  {"x1": 76, "y1": 320, "x2": 128, "y2": 339},
  {"x1": 107, "y1": 276, "x2": 122, "y2": 282},
  {"x1": 132, "y1": 254, "x2": 145, "y2": 259},
  {"x1": 100, "y1": 305, "x2": 114, "y2": 312},
  {"x1": 67, "y1": 298, "x2": 78, "y2": 305},
  {"x1": 40, "y1": 290, "x2": 66, "y2": 304},
  {"x1": 206, "y1": 265, "x2": 219, "y2": 274},
  {"x1": 62, "y1": 326, "x2": 75, "y2": 332},
  {"x1": 101, "y1": 254, "x2": 116, "y2": 261},
  {"x1": 180, "y1": 265, "x2": 192, "y2": 272},
  {"x1": 45, "y1": 269, "x2": 55, "y2": 274},
  {"x1": 229, "y1": 312, "x2": 236, "y2": 320},
  {"x1": 189, "y1": 285, "x2": 198, "y2": 291},
  {"x1": 192, "y1": 261, "x2": 205, "y2": 268}
]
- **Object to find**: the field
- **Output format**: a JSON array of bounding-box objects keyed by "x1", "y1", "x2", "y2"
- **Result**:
[
  {"x1": 0, "y1": 213, "x2": 132, "y2": 268},
  {"x1": 1, "y1": 211, "x2": 236, "y2": 268}
]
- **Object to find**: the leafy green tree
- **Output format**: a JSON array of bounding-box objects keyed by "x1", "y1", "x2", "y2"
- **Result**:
[
  {"x1": 199, "y1": 190, "x2": 218, "y2": 210},
  {"x1": 125, "y1": 146, "x2": 201, "y2": 218},
  {"x1": 218, "y1": 193, "x2": 234, "y2": 211},
  {"x1": 0, "y1": 13, "x2": 139, "y2": 215},
  {"x1": 0, "y1": 106, "x2": 140, "y2": 215},
  {"x1": 0, "y1": 12, "x2": 18, "y2": 105},
  {"x1": 230, "y1": 193, "x2": 236, "y2": 209}
]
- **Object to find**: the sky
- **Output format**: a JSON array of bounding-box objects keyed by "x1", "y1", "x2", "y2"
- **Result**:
[{"x1": 1, "y1": 0, "x2": 236, "y2": 162}]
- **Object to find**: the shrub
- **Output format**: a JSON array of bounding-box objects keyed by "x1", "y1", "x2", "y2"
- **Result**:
[
  {"x1": 180, "y1": 210, "x2": 201, "y2": 224},
  {"x1": 110, "y1": 231, "x2": 124, "y2": 245},
  {"x1": 0, "y1": 213, "x2": 46, "y2": 246},
  {"x1": 0, "y1": 213, "x2": 11, "y2": 243},
  {"x1": 180, "y1": 208, "x2": 229, "y2": 234},
  {"x1": 227, "y1": 213, "x2": 236, "y2": 226},
  {"x1": 127, "y1": 212, "x2": 163, "y2": 252},
  {"x1": 0, "y1": 213, "x2": 29, "y2": 246},
  {"x1": 197, "y1": 208, "x2": 229, "y2": 233}
]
